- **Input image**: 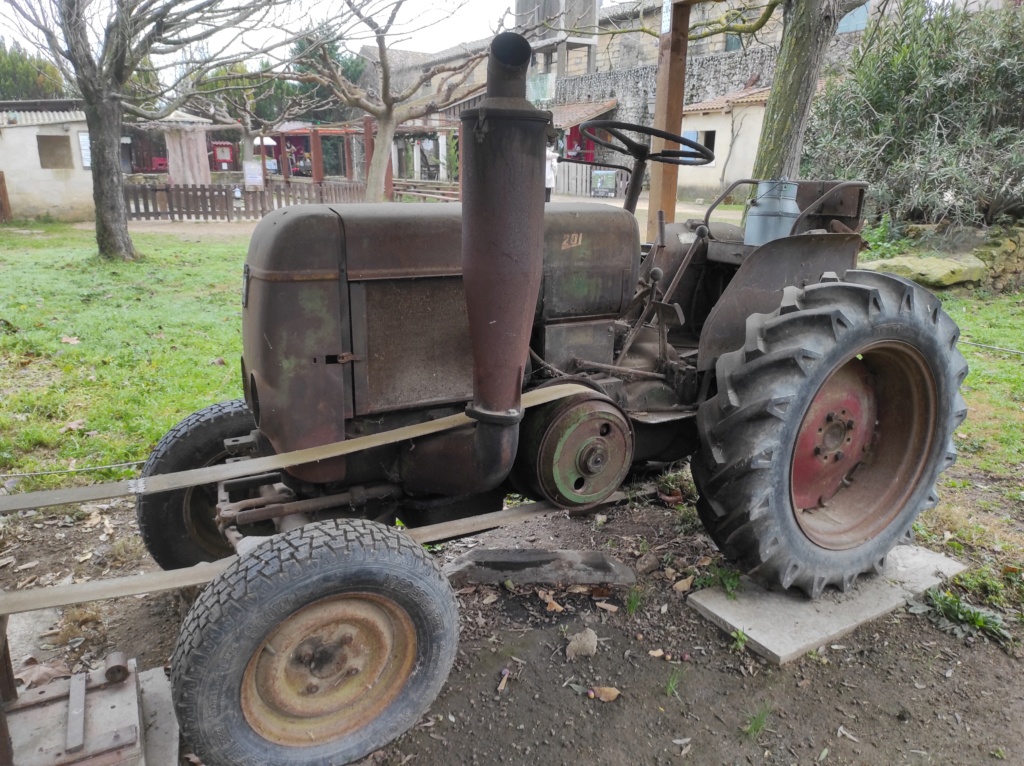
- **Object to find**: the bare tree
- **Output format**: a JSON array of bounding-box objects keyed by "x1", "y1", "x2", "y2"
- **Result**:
[
  {"x1": 2, "y1": 0, "x2": 302, "y2": 260},
  {"x1": 288, "y1": 0, "x2": 500, "y2": 202}
]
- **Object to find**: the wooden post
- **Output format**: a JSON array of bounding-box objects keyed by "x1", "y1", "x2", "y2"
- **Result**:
[
  {"x1": 0, "y1": 172, "x2": 11, "y2": 222},
  {"x1": 311, "y1": 129, "x2": 325, "y2": 184},
  {"x1": 344, "y1": 135, "x2": 354, "y2": 180},
  {"x1": 280, "y1": 133, "x2": 290, "y2": 184},
  {"x1": 646, "y1": 0, "x2": 691, "y2": 242}
]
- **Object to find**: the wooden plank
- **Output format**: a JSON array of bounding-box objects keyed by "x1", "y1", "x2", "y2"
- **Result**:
[
  {"x1": 0, "y1": 491, "x2": 639, "y2": 615},
  {"x1": 4, "y1": 667, "x2": 106, "y2": 713},
  {"x1": 65, "y1": 673, "x2": 86, "y2": 753},
  {"x1": 131, "y1": 185, "x2": 142, "y2": 220},
  {"x1": 274, "y1": 181, "x2": 283, "y2": 210},
  {"x1": 143, "y1": 186, "x2": 153, "y2": 220},
  {"x1": 225, "y1": 185, "x2": 233, "y2": 222},
  {"x1": 0, "y1": 560, "x2": 234, "y2": 615},
  {"x1": 201, "y1": 184, "x2": 210, "y2": 221},
  {"x1": 0, "y1": 614, "x2": 15, "y2": 703}
]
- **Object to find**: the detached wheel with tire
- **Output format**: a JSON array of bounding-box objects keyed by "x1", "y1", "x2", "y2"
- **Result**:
[
  {"x1": 692, "y1": 270, "x2": 968, "y2": 597},
  {"x1": 136, "y1": 399, "x2": 254, "y2": 570},
  {"x1": 172, "y1": 519, "x2": 459, "y2": 766}
]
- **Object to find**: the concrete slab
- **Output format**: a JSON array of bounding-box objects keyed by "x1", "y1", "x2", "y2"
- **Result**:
[
  {"x1": 139, "y1": 666, "x2": 179, "y2": 766},
  {"x1": 688, "y1": 546, "x2": 965, "y2": 665},
  {"x1": 6, "y1": 607, "x2": 61, "y2": 659},
  {"x1": 443, "y1": 549, "x2": 636, "y2": 588}
]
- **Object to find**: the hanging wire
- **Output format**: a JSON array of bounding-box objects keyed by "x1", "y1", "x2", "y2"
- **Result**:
[
  {"x1": 0, "y1": 460, "x2": 144, "y2": 481},
  {"x1": 959, "y1": 340, "x2": 1024, "y2": 357}
]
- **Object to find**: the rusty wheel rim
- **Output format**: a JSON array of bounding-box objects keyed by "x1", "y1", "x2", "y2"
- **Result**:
[
  {"x1": 790, "y1": 342, "x2": 937, "y2": 550},
  {"x1": 241, "y1": 593, "x2": 416, "y2": 746}
]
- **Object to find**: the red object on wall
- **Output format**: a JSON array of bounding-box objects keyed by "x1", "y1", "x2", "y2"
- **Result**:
[{"x1": 151, "y1": 157, "x2": 168, "y2": 172}]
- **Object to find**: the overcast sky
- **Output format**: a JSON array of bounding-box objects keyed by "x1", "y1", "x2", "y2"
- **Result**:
[{"x1": 390, "y1": 0, "x2": 514, "y2": 53}]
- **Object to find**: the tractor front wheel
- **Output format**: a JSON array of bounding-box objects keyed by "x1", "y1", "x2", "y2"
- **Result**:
[
  {"x1": 171, "y1": 519, "x2": 459, "y2": 766},
  {"x1": 692, "y1": 271, "x2": 968, "y2": 597},
  {"x1": 137, "y1": 399, "x2": 255, "y2": 570}
]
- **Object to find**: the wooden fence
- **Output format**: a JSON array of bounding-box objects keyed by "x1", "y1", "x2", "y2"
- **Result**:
[
  {"x1": 556, "y1": 163, "x2": 629, "y2": 198},
  {"x1": 124, "y1": 179, "x2": 366, "y2": 221},
  {"x1": 392, "y1": 179, "x2": 460, "y2": 202}
]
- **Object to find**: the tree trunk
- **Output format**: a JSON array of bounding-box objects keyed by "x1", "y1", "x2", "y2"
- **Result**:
[
  {"x1": 84, "y1": 93, "x2": 136, "y2": 260},
  {"x1": 364, "y1": 114, "x2": 396, "y2": 203},
  {"x1": 752, "y1": 0, "x2": 866, "y2": 180}
]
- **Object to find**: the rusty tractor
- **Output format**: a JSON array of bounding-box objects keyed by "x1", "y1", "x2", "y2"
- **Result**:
[{"x1": 134, "y1": 32, "x2": 966, "y2": 765}]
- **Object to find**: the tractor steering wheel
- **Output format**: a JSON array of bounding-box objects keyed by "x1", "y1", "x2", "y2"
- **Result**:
[{"x1": 580, "y1": 120, "x2": 715, "y2": 166}]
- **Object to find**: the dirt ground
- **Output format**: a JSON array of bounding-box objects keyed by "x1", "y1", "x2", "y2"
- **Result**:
[{"x1": 2, "y1": 462, "x2": 1021, "y2": 765}]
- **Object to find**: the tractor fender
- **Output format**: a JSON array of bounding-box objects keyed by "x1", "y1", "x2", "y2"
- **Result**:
[{"x1": 696, "y1": 232, "x2": 861, "y2": 371}]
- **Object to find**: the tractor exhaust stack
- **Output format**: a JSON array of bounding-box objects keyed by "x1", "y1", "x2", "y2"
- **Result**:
[{"x1": 401, "y1": 32, "x2": 551, "y2": 495}]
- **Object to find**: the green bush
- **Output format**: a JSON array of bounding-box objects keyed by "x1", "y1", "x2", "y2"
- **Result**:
[{"x1": 803, "y1": 0, "x2": 1024, "y2": 228}]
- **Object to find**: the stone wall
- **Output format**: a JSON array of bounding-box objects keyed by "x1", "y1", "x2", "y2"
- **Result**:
[{"x1": 973, "y1": 227, "x2": 1024, "y2": 293}]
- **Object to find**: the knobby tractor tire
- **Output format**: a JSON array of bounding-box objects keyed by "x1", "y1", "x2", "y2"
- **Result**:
[
  {"x1": 136, "y1": 399, "x2": 254, "y2": 570},
  {"x1": 171, "y1": 519, "x2": 459, "y2": 766},
  {"x1": 692, "y1": 271, "x2": 968, "y2": 598}
]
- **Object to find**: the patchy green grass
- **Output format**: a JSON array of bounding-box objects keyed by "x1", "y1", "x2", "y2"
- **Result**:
[
  {"x1": 914, "y1": 289, "x2": 1024, "y2": 624},
  {"x1": 939, "y1": 292, "x2": 1024, "y2": 471},
  {"x1": 741, "y1": 701, "x2": 772, "y2": 739},
  {"x1": 0, "y1": 222, "x2": 248, "y2": 492}
]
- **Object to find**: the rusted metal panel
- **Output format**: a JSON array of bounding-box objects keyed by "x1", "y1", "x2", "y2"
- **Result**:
[
  {"x1": 356, "y1": 278, "x2": 474, "y2": 415},
  {"x1": 696, "y1": 233, "x2": 862, "y2": 370},
  {"x1": 795, "y1": 181, "x2": 866, "y2": 233},
  {"x1": 243, "y1": 206, "x2": 352, "y2": 483},
  {"x1": 338, "y1": 203, "x2": 463, "y2": 280},
  {"x1": 540, "y1": 319, "x2": 615, "y2": 371},
  {"x1": 538, "y1": 205, "x2": 640, "y2": 321}
]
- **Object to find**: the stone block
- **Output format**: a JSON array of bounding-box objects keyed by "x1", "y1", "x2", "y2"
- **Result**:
[{"x1": 861, "y1": 254, "x2": 987, "y2": 287}]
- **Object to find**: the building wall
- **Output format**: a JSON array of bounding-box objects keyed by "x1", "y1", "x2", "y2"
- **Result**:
[
  {"x1": 0, "y1": 120, "x2": 94, "y2": 221},
  {"x1": 679, "y1": 103, "x2": 766, "y2": 200},
  {"x1": 555, "y1": 45, "x2": 780, "y2": 126}
]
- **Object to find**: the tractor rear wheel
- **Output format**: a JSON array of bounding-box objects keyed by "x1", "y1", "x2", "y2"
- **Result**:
[
  {"x1": 171, "y1": 518, "x2": 459, "y2": 766},
  {"x1": 692, "y1": 271, "x2": 968, "y2": 597}
]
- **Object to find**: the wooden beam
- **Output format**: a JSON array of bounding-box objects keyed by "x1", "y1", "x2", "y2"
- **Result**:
[
  {"x1": 646, "y1": 0, "x2": 691, "y2": 242},
  {"x1": 310, "y1": 129, "x2": 325, "y2": 184},
  {"x1": 0, "y1": 490, "x2": 643, "y2": 616}
]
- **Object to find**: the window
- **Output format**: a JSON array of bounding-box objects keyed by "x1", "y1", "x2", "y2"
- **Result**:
[
  {"x1": 702, "y1": 130, "x2": 716, "y2": 153},
  {"x1": 37, "y1": 135, "x2": 74, "y2": 169},
  {"x1": 725, "y1": 33, "x2": 743, "y2": 52}
]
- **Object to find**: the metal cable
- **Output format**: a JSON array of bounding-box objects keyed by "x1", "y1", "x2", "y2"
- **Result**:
[
  {"x1": 960, "y1": 340, "x2": 1024, "y2": 357},
  {"x1": 0, "y1": 460, "x2": 145, "y2": 480}
]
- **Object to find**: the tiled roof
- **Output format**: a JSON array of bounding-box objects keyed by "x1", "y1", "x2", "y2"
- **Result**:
[
  {"x1": 1, "y1": 108, "x2": 86, "y2": 127},
  {"x1": 683, "y1": 86, "x2": 772, "y2": 113},
  {"x1": 550, "y1": 99, "x2": 617, "y2": 129}
]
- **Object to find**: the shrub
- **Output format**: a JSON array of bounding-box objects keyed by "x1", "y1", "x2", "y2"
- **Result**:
[{"x1": 803, "y1": 0, "x2": 1024, "y2": 228}]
